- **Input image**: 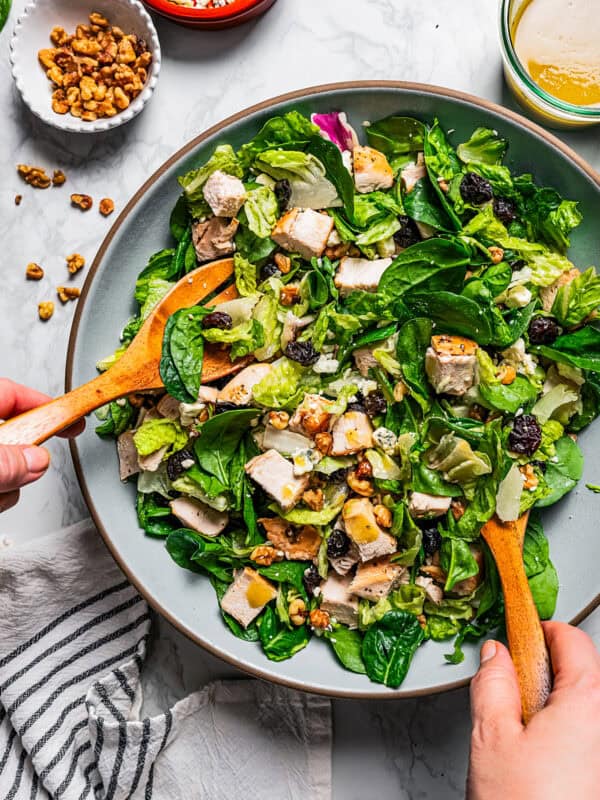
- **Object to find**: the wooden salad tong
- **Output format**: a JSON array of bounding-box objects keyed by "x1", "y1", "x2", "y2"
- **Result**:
[
  {"x1": 481, "y1": 512, "x2": 553, "y2": 723},
  {"x1": 0, "y1": 257, "x2": 246, "y2": 447}
]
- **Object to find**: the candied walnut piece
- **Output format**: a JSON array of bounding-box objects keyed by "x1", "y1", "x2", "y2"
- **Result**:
[
  {"x1": 15, "y1": 195, "x2": 22, "y2": 206},
  {"x1": 99, "y1": 197, "x2": 115, "y2": 216},
  {"x1": 250, "y1": 545, "x2": 281, "y2": 567},
  {"x1": 71, "y1": 193, "x2": 93, "y2": 211},
  {"x1": 50, "y1": 26, "x2": 69, "y2": 46},
  {"x1": 52, "y1": 169, "x2": 67, "y2": 186},
  {"x1": 309, "y1": 609, "x2": 331, "y2": 630},
  {"x1": 38, "y1": 48, "x2": 58, "y2": 69},
  {"x1": 274, "y1": 252, "x2": 292, "y2": 274},
  {"x1": 17, "y1": 164, "x2": 52, "y2": 189},
  {"x1": 279, "y1": 285, "x2": 300, "y2": 306},
  {"x1": 51, "y1": 89, "x2": 69, "y2": 114},
  {"x1": 373, "y1": 504, "x2": 392, "y2": 528},
  {"x1": 26, "y1": 263, "x2": 44, "y2": 281},
  {"x1": 66, "y1": 253, "x2": 85, "y2": 274},
  {"x1": 289, "y1": 599, "x2": 308, "y2": 627},
  {"x1": 38, "y1": 301, "x2": 54, "y2": 321},
  {"x1": 89, "y1": 11, "x2": 109, "y2": 27},
  {"x1": 302, "y1": 488, "x2": 324, "y2": 512},
  {"x1": 57, "y1": 286, "x2": 81, "y2": 304},
  {"x1": 488, "y1": 246, "x2": 504, "y2": 265},
  {"x1": 315, "y1": 432, "x2": 333, "y2": 455}
]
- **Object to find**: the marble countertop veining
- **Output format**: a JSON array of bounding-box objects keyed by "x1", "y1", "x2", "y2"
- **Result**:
[{"x1": 1, "y1": 1, "x2": 599, "y2": 797}]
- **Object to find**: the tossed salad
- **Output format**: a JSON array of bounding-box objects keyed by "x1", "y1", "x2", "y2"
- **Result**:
[{"x1": 97, "y1": 108, "x2": 600, "y2": 687}]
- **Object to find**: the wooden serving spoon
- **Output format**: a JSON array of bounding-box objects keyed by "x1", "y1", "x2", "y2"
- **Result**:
[
  {"x1": 481, "y1": 512, "x2": 553, "y2": 723},
  {"x1": 0, "y1": 257, "x2": 248, "y2": 447}
]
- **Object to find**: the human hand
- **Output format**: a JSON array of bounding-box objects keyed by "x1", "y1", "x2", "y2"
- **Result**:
[
  {"x1": 0, "y1": 378, "x2": 84, "y2": 512},
  {"x1": 467, "y1": 621, "x2": 600, "y2": 800}
]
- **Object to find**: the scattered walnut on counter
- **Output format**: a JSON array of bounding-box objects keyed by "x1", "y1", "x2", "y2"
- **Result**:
[
  {"x1": 15, "y1": 195, "x2": 22, "y2": 205},
  {"x1": 52, "y1": 169, "x2": 67, "y2": 186},
  {"x1": 39, "y1": 12, "x2": 153, "y2": 122},
  {"x1": 57, "y1": 286, "x2": 81, "y2": 304},
  {"x1": 26, "y1": 263, "x2": 44, "y2": 281},
  {"x1": 66, "y1": 253, "x2": 85, "y2": 274},
  {"x1": 38, "y1": 301, "x2": 54, "y2": 321},
  {"x1": 71, "y1": 193, "x2": 93, "y2": 211},
  {"x1": 17, "y1": 164, "x2": 51, "y2": 189},
  {"x1": 99, "y1": 197, "x2": 115, "y2": 216}
]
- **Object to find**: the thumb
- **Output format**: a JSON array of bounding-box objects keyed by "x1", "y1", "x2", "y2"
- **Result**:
[
  {"x1": 0, "y1": 445, "x2": 50, "y2": 492},
  {"x1": 470, "y1": 640, "x2": 523, "y2": 735}
]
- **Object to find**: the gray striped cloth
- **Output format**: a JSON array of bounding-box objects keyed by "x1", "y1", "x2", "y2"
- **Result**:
[{"x1": 0, "y1": 521, "x2": 331, "y2": 799}]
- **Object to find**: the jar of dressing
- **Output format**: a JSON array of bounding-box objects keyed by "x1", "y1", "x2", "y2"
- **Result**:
[{"x1": 500, "y1": 0, "x2": 600, "y2": 128}]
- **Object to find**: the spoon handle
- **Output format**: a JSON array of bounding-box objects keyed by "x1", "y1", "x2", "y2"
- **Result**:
[
  {"x1": 484, "y1": 520, "x2": 552, "y2": 723},
  {"x1": 0, "y1": 370, "x2": 130, "y2": 446}
]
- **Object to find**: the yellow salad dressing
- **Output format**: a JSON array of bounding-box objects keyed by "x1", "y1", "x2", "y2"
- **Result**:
[{"x1": 513, "y1": 0, "x2": 600, "y2": 106}]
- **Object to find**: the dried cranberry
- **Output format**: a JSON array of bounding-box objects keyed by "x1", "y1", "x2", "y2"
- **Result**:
[
  {"x1": 531, "y1": 459, "x2": 547, "y2": 474},
  {"x1": 327, "y1": 529, "x2": 350, "y2": 559},
  {"x1": 493, "y1": 197, "x2": 517, "y2": 224},
  {"x1": 274, "y1": 180, "x2": 292, "y2": 213},
  {"x1": 364, "y1": 392, "x2": 387, "y2": 418},
  {"x1": 285, "y1": 341, "x2": 319, "y2": 366},
  {"x1": 214, "y1": 401, "x2": 242, "y2": 413},
  {"x1": 202, "y1": 311, "x2": 233, "y2": 330},
  {"x1": 509, "y1": 414, "x2": 542, "y2": 456},
  {"x1": 528, "y1": 316, "x2": 560, "y2": 345},
  {"x1": 303, "y1": 564, "x2": 321, "y2": 597},
  {"x1": 460, "y1": 172, "x2": 493, "y2": 205},
  {"x1": 166, "y1": 447, "x2": 195, "y2": 481},
  {"x1": 329, "y1": 468, "x2": 349, "y2": 482},
  {"x1": 394, "y1": 215, "x2": 421, "y2": 249},
  {"x1": 510, "y1": 259, "x2": 527, "y2": 271},
  {"x1": 422, "y1": 526, "x2": 442, "y2": 556},
  {"x1": 260, "y1": 262, "x2": 281, "y2": 280},
  {"x1": 347, "y1": 401, "x2": 366, "y2": 413}
]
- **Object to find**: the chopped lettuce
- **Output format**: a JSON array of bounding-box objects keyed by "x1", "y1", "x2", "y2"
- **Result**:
[
  {"x1": 133, "y1": 418, "x2": 188, "y2": 457},
  {"x1": 244, "y1": 185, "x2": 279, "y2": 238},
  {"x1": 252, "y1": 357, "x2": 306, "y2": 409}
]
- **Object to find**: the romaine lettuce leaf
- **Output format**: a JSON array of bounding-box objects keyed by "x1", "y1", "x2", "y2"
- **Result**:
[
  {"x1": 244, "y1": 185, "x2": 279, "y2": 238},
  {"x1": 133, "y1": 418, "x2": 188, "y2": 457},
  {"x1": 552, "y1": 267, "x2": 600, "y2": 327},
  {"x1": 252, "y1": 357, "x2": 306, "y2": 409}
]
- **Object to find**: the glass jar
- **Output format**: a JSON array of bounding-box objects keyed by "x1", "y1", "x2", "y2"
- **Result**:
[{"x1": 499, "y1": 0, "x2": 600, "y2": 129}]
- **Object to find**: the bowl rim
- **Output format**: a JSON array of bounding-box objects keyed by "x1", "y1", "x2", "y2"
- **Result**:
[
  {"x1": 499, "y1": 0, "x2": 600, "y2": 120},
  {"x1": 9, "y1": 0, "x2": 162, "y2": 134},
  {"x1": 67, "y1": 80, "x2": 600, "y2": 699},
  {"x1": 143, "y1": 0, "x2": 266, "y2": 20}
]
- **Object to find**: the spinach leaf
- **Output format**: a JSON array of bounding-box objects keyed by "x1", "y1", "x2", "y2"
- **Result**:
[
  {"x1": 423, "y1": 121, "x2": 463, "y2": 230},
  {"x1": 479, "y1": 375, "x2": 538, "y2": 414},
  {"x1": 402, "y1": 291, "x2": 493, "y2": 344},
  {"x1": 403, "y1": 177, "x2": 455, "y2": 231},
  {"x1": 134, "y1": 249, "x2": 177, "y2": 306},
  {"x1": 238, "y1": 111, "x2": 318, "y2": 168},
  {"x1": 258, "y1": 606, "x2": 310, "y2": 662},
  {"x1": 95, "y1": 399, "x2": 135, "y2": 438},
  {"x1": 352, "y1": 322, "x2": 397, "y2": 349},
  {"x1": 324, "y1": 627, "x2": 367, "y2": 674},
  {"x1": 160, "y1": 306, "x2": 208, "y2": 403},
  {"x1": 136, "y1": 493, "x2": 176, "y2": 538},
  {"x1": 194, "y1": 409, "x2": 260, "y2": 486},
  {"x1": 185, "y1": 465, "x2": 229, "y2": 499},
  {"x1": 535, "y1": 435, "x2": 583, "y2": 507},
  {"x1": 537, "y1": 327, "x2": 600, "y2": 372},
  {"x1": 169, "y1": 195, "x2": 189, "y2": 242},
  {"x1": 166, "y1": 528, "x2": 205, "y2": 573},
  {"x1": 522, "y1": 513, "x2": 549, "y2": 578},
  {"x1": 481, "y1": 261, "x2": 512, "y2": 296},
  {"x1": 306, "y1": 135, "x2": 355, "y2": 216},
  {"x1": 258, "y1": 561, "x2": 308, "y2": 596},
  {"x1": 210, "y1": 576, "x2": 261, "y2": 642},
  {"x1": 365, "y1": 116, "x2": 424, "y2": 157},
  {"x1": 529, "y1": 561, "x2": 559, "y2": 619},
  {"x1": 440, "y1": 538, "x2": 479, "y2": 591},
  {"x1": 396, "y1": 318, "x2": 433, "y2": 411},
  {"x1": 390, "y1": 503, "x2": 422, "y2": 566},
  {"x1": 361, "y1": 611, "x2": 425, "y2": 688},
  {"x1": 411, "y1": 461, "x2": 458, "y2": 497},
  {"x1": 456, "y1": 127, "x2": 508, "y2": 166},
  {"x1": 570, "y1": 371, "x2": 600, "y2": 432},
  {"x1": 424, "y1": 402, "x2": 485, "y2": 445}
]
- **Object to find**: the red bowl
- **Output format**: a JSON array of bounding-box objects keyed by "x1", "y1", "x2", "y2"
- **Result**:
[{"x1": 143, "y1": 0, "x2": 277, "y2": 28}]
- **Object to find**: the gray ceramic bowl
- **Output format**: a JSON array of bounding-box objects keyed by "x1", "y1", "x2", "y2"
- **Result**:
[{"x1": 68, "y1": 82, "x2": 600, "y2": 698}]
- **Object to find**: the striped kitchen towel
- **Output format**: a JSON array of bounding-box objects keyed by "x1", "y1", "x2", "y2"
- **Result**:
[{"x1": 0, "y1": 521, "x2": 331, "y2": 799}]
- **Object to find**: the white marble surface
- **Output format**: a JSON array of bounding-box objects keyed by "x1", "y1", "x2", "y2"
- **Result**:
[{"x1": 1, "y1": 0, "x2": 599, "y2": 797}]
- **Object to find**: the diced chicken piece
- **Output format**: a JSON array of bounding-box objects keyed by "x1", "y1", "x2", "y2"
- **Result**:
[
  {"x1": 425, "y1": 335, "x2": 479, "y2": 396},
  {"x1": 202, "y1": 170, "x2": 246, "y2": 218},
  {"x1": 157, "y1": 394, "x2": 181, "y2": 420},
  {"x1": 349, "y1": 557, "x2": 406, "y2": 600},
  {"x1": 539, "y1": 268, "x2": 580, "y2": 312},
  {"x1": 408, "y1": 492, "x2": 452, "y2": 519},
  {"x1": 334, "y1": 256, "x2": 392, "y2": 296},
  {"x1": 415, "y1": 575, "x2": 444, "y2": 605},
  {"x1": 198, "y1": 385, "x2": 219, "y2": 403},
  {"x1": 170, "y1": 497, "x2": 229, "y2": 537},
  {"x1": 217, "y1": 363, "x2": 273, "y2": 406},
  {"x1": 258, "y1": 517, "x2": 321, "y2": 560},
  {"x1": 192, "y1": 217, "x2": 239, "y2": 263},
  {"x1": 271, "y1": 208, "x2": 334, "y2": 260},
  {"x1": 330, "y1": 411, "x2": 373, "y2": 456},
  {"x1": 342, "y1": 497, "x2": 397, "y2": 562},
  {"x1": 245, "y1": 449, "x2": 309, "y2": 511},
  {"x1": 320, "y1": 573, "x2": 359, "y2": 627},
  {"x1": 117, "y1": 431, "x2": 139, "y2": 480},
  {"x1": 329, "y1": 541, "x2": 360, "y2": 575},
  {"x1": 288, "y1": 393, "x2": 334, "y2": 436},
  {"x1": 352, "y1": 146, "x2": 394, "y2": 194},
  {"x1": 220, "y1": 567, "x2": 277, "y2": 628},
  {"x1": 137, "y1": 445, "x2": 168, "y2": 473},
  {"x1": 179, "y1": 400, "x2": 207, "y2": 427},
  {"x1": 353, "y1": 346, "x2": 379, "y2": 378},
  {"x1": 401, "y1": 152, "x2": 427, "y2": 194},
  {"x1": 452, "y1": 545, "x2": 484, "y2": 597}
]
